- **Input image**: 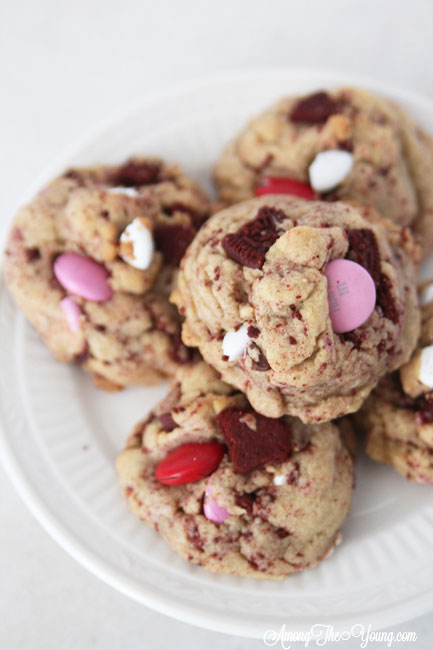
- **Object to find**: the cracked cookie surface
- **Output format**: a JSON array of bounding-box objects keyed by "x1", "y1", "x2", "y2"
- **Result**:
[
  {"x1": 172, "y1": 195, "x2": 420, "y2": 422},
  {"x1": 4, "y1": 157, "x2": 212, "y2": 389},
  {"x1": 116, "y1": 361, "x2": 354, "y2": 579},
  {"x1": 214, "y1": 87, "x2": 433, "y2": 259}
]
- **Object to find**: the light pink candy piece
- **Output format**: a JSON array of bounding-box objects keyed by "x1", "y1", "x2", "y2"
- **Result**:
[
  {"x1": 203, "y1": 487, "x2": 230, "y2": 524},
  {"x1": 325, "y1": 259, "x2": 376, "y2": 334},
  {"x1": 60, "y1": 297, "x2": 82, "y2": 332},
  {"x1": 54, "y1": 252, "x2": 113, "y2": 302}
]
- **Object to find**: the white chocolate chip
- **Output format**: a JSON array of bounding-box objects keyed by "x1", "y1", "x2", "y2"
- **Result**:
[
  {"x1": 419, "y1": 345, "x2": 433, "y2": 388},
  {"x1": 119, "y1": 217, "x2": 154, "y2": 270},
  {"x1": 273, "y1": 474, "x2": 286, "y2": 486},
  {"x1": 108, "y1": 186, "x2": 139, "y2": 197},
  {"x1": 309, "y1": 150, "x2": 354, "y2": 193},
  {"x1": 420, "y1": 283, "x2": 433, "y2": 306},
  {"x1": 222, "y1": 325, "x2": 250, "y2": 361}
]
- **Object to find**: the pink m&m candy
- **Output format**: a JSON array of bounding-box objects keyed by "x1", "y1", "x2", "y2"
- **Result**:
[
  {"x1": 54, "y1": 252, "x2": 113, "y2": 302},
  {"x1": 60, "y1": 297, "x2": 82, "y2": 332},
  {"x1": 203, "y1": 487, "x2": 230, "y2": 524},
  {"x1": 325, "y1": 259, "x2": 376, "y2": 333}
]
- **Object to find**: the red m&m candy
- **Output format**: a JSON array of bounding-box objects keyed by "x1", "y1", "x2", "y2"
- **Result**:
[
  {"x1": 255, "y1": 176, "x2": 316, "y2": 200},
  {"x1": 155, "y1": 442, "x2": 225, "y2": 485}
]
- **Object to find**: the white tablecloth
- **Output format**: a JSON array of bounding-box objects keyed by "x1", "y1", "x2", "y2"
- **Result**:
[{"x1": 1, "y1": 1, "x2": 432, "y2": 647}]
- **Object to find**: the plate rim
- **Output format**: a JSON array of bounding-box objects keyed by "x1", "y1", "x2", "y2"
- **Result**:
[{"x1": 1, "y1": 67, "x2": 433, "y2": 638}]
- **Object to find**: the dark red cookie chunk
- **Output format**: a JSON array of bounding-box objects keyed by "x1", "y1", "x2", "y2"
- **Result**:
[
  {"x1": 346, "y1": 228, "x2": 398, "y2": 324},
  {"x1": 376, "y1": 273, "x2": 399, "y2": 324},
  {"x1": 221, "y1": 207, "x2": 283, "y2": 269},
  {"x1": 216, "y1": 407, "x2": 292, "y2": 473},
  {"x1": 111, "y1": 160, "x2": 161, "y2": 186},
  {"x1": 235, "y1": 492, "x2": 256, "y2": 515},
  {"x1": 290, "y1": 91, "x2": 338, "y2": 124},
  {"x1": 247, "y1": 326, "x2": 260, "y2": 338},
  {"x1": 171, "y1": 330, "x2": 195, "y2": 364},
  {"x1": 159, "y1": 413, "x2": 177, "y2": 432},
  {"x1": 249, "y1": 343, "x2": 271, "y2": 371},
  {"x1": 154, "y1": 223, "x2": 196, "y2": 265}
]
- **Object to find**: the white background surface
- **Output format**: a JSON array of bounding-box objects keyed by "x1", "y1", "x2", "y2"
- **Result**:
[{"x1": 1, "y1": 1, "x2": 433, "y2": 648}]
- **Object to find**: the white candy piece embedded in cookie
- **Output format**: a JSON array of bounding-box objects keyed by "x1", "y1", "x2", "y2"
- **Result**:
[
  {"x1": 222, "y1": 325, "x2": 250, "y2": 361},
  {"x1": 273, "y1": 474, "x2": 286, "y2": 486},
  {"x1": 309, "y1": 150, "x2": 354, "y2": 193},
  {"x1": 419, "y1": 283, "x2": 433, "y2": 306},
  {"x1": 419, "y1": 345, "x2": 433, "y2": 388},
  {"x1": 108, "y1": 186, "x2": 139, "y2": 197},
  {"x1": 119, "y1": 217, "x2": 154, "y2": 270}
]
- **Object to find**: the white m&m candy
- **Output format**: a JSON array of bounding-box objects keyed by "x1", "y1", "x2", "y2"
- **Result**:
[
  {"x1": 419, "y1": 345, "x2": 433, "y2": 388},
  {"x1": 419, "y1": 283, "x2": 433, "y2": 306},
  {"x1": 222, "y1": 325, "x2": 250, "y2": 361},
  {"x1": 309, "y1": 150, "x2": 354, "y2": 193},
  {"x1": 107, "y1": 187, "x2": 139, "y2": 197},
  {"x1": 119, "y1": 217, "x2": 154, "y2": 270}
]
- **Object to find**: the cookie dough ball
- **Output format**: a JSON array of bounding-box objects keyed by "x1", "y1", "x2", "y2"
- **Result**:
[
  {"x1": 172, "y1": 195, "x2": 420, "y2": 422},
  {"x1": 117, "y1": 361, "x2": 354, "y2": 579},
  {"x1": 360, "y1": 280, "x2": 433, "y2": 484},
  {"x1": 4, "y1": 157, "x2": 212, "y2": 389},
  {"x1": 214, "y1": 87, "x2": 433, "y2": 258}
]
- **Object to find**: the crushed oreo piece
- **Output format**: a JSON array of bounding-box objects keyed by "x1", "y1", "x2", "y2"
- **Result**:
[
  {"x1": 346, "y1": 228, "x2": 399, "y2": 324},
  {"x1": 222, "y1": 207, "x2": 282, "y2": 269}
]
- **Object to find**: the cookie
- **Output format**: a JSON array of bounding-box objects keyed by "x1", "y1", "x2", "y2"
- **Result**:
[
  {"x1": 4, "y1": 157, "x2": 212, "y2": 389},
  {"x1": 214, "y1": 87, "x2": 433, "y2": 259},
  {"x1": 171, "y1": 195, "x2": 420, "y2": 423},
  {"x1": 359, "y1": 280, "x2": 433, "y2": 484},
  {"x1": 116, "y1": 361, "x2": 354, "y2": 579}
]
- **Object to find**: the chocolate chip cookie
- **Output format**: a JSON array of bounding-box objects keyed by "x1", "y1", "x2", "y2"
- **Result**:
[
  {"x1": 172, "y1": 195, "x2": 420, "y2": 422},
  {"x1": 117, "y1": 361, "x2": 354, "y2": 579},
  {"x1": 214, "y1": 88, "x2": 433, "y2": 259},
  {"x1": 359, "y1": 280, "x2": 433, "y2": 484},
  {"x1": 4, "y1": 157, "x2": 212, "y2": 389}
]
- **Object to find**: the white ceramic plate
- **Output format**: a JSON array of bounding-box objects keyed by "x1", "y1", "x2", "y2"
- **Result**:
[{"x1": 1, "y1": 70, "x2": 433, "y2": 639}]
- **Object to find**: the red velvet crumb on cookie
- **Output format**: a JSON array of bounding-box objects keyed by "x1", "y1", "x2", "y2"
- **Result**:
[
  {"x1": 290, "y1": 91, "x2": 338, "y2": 124},
  {"x1": 216, "y1": 407, "x2": 292, "y2": 473},
  {"x1": 111, "y1": 160, "x2": 161, "y2": 186},
  {"x1": 154, "y1": 223, "x2": 196, "y2": 265}
]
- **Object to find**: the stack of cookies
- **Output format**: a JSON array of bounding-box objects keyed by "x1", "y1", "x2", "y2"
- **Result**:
[{"x1": 5, "y1": 87, "x2": 433, "y2": 579}]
